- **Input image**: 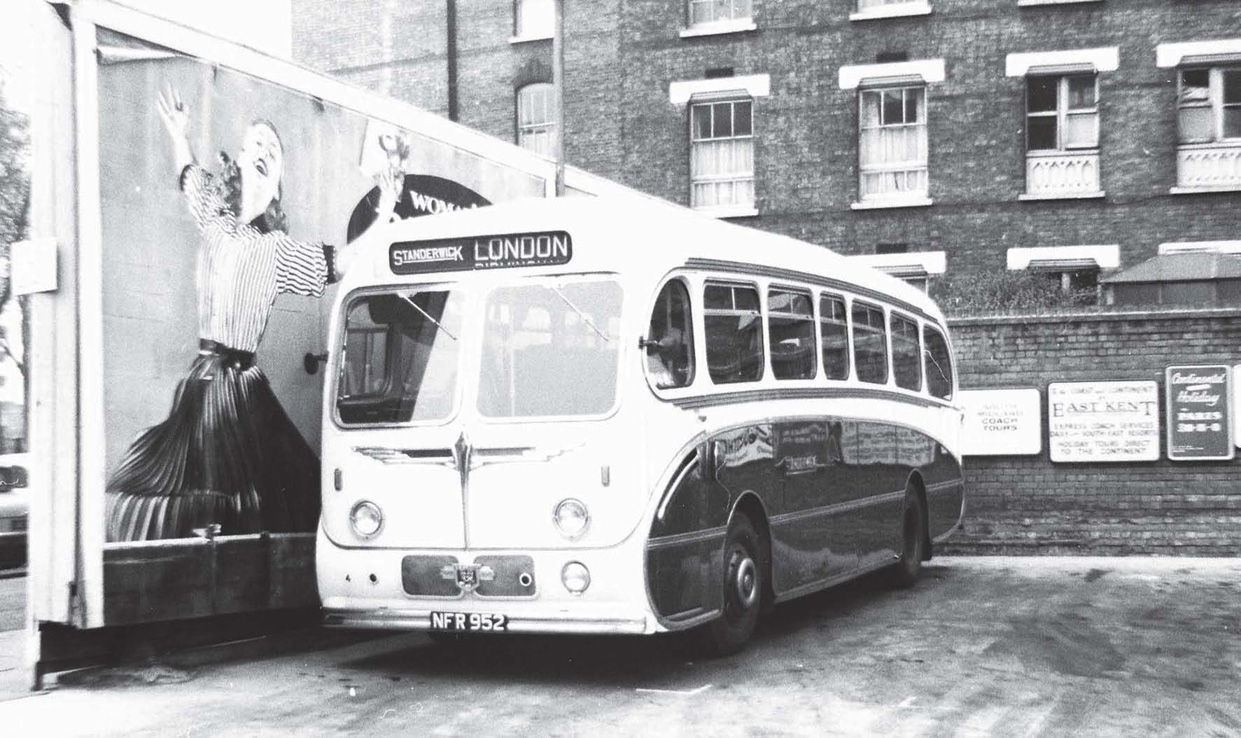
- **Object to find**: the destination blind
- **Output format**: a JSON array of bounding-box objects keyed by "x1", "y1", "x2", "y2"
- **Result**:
[{"x1": 389, "y1": 230, "x2": 572, "y2": 275}]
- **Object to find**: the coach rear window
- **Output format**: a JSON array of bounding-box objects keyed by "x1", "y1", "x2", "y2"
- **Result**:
[
  {"x1": 924, "y1": 325, "x2": 954, "y2": 400},
  {"x1": 851, "y1": 301, "x2": 888, "y2": 385},
  {"x1": 819, "y1": 293, "x2": 849, "y2": 380},
  {"x1": 891, "y1": 313, "x2": 922, "y2": 392}
]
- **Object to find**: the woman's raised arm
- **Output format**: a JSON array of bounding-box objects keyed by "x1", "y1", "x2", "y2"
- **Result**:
[{"x1": 156, "y1": 86, "x2": 196, "y2": 174}]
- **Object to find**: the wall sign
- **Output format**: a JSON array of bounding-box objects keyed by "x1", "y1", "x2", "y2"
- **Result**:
[
  {"x1": 1048, "y1": 381, "x2": 1159, "y2": 462},
  {"x1": 1235, "y1": 365, "x2": 1241, "y2": 449},
  {"x1": 1166, "y1": 365, "x2": 1234, "y2": 461},
  {"x1": 959, "y1": 388, "x2": 1042, "y2": 456}
]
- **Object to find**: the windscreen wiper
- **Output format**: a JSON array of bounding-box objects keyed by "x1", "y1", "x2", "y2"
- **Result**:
[
  {"x1": 550, "y1": 285, "x2": 612, "y2": 342},
  {"x1": 402, "y1": 294, "x2": 457, "y2": 341}
]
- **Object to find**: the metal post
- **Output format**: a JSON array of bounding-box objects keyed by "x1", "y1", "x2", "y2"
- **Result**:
[{"x1": 552, "y1": 0, "x2": 565, "y2": 196}]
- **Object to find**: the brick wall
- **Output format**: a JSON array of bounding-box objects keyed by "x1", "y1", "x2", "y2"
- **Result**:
[
  {"x1": 292, "y1": 0, "x2": 1241, "y2": 282},
  {"x1": 943, "y1": 308, "x2": 1241, "y2": 556}
]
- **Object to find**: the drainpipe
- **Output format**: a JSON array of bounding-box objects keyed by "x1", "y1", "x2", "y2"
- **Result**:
[
  {"x1": 552, "y1": 0, "x2": 565, "y2": 195},
  {"x1": 446, "y1": 0, "x2": 459, "y2": 121}
]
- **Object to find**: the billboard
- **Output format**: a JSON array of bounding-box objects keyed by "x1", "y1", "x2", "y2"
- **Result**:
[
  {"x1": 1166, "y1": 365, "x2": 1234, "y2": 461},
  {"x1": 959, "y1": 388, "x2": 1042, "y2": 456},
  {"x1": 1047, "y1": 381, "x2": 1160, "y2": 463},
  {"x1": 81, "y1": 25, "x2": 548, "y2": 623}
]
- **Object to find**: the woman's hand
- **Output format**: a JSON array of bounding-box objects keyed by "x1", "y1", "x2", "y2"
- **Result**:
[
  {"x1": 374, "y1": 165, "x2": 403, "y2": 222},
  {"x1": 156, "y1": 86, "x2": 195, "y2": 173}
]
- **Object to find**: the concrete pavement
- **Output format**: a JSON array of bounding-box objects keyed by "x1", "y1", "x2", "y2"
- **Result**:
[{"x1": 0, "y1": 556, "x2": 1238, "y2": 736}]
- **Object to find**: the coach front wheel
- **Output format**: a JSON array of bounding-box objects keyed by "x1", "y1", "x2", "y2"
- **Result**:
[{"x1": 698, "y1": 513, "x2": 763, "y2": 656}]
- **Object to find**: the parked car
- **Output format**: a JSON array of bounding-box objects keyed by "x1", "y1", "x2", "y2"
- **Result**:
[{"x1": 0, "y1": 453, "x2": 29, "y2": 571}]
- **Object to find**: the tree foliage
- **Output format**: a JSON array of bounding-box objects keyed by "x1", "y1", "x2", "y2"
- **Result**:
[
  {"x1": 930, "y1": 268, "x2": 1096, "y2": 317},
  {"x1": 0, "y1": 82, "x2": 30, "y2": 372}
]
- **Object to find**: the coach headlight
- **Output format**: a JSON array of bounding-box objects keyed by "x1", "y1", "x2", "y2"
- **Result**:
[
  {"x1": 553, "y1": 498, "x2": 590, "y2": 540},
  {"x1": 349, "y1": 500, "x2": 384, "y2": 539},
  {"x1": 561, "y1": 561, "x2": 591, "y2": 595}
]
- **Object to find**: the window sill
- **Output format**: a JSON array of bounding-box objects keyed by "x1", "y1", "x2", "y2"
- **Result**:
[
  {"x1": 1018, "y1": 191, "x2": 1105, "y2": 201},
  {"x1": 1017, "y1": 0, "x2": 1103, "y2": 6},
  {"x1": 693, "y1": 204, "x2": 760, "y2": 219},
  {"x1": 849, "y1": 3, "x2": 932, "y2": 22},
  {"x1": 509, "y1": 33, "x2": 553, "y2": 45},
  {"x1": 1170, "y1": 185, "x2": 1241, "y2": 195},
  {"x1": 679, "y1": 19, "x2": 757, "y2": 38},
  {"x1": 850, "y1": 197, "x2": 933, "y2": 211}
]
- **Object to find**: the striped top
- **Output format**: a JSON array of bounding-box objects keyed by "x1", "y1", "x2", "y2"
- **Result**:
[{"x1": 182, "y1": 165, "x2": 333, "y2": 353}]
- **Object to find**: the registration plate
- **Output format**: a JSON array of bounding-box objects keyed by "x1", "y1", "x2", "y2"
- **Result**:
[{"x1": 429, "y1": 612, "x2": 509, "y2": 632}]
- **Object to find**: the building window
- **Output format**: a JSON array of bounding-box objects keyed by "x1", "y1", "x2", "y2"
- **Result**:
[
  {"x1": 1007, "y1": 245, "x2": 1118, "y2": 306},
  {"x1": 851, "y1": 0, "x2": 932, "y2": 22},
  {"x1": 1158, "y1": 41, "x2": 1241, "y2": 192},
  {"x1": 1023, "y1": 74, "x2": 1101, "y2": 198},
  {"x1": 1178, "y1": 67, "x2": 1241, "y2": 144},
  {"x1": 689, "y1": 0, "x2": 751, "y2": 27},
  {"x1": 515, "y1": 0, "x2": 553, "y2": 40},
  {"x1": 517, "y1": 83, "x2": 556, "y2": 158},
  {"x1": 1037, "y1": 266, "x2": 1100, "y2": 302},
  {"x1": 1027, "y1": 75, "x2": 1098, "y2": 152},
  {"x1": 691, "y1": 99, "x2": 755, "y2": 213},
  {"x1": 859, "y1": 86, "x2": 928, "y2": 202}
]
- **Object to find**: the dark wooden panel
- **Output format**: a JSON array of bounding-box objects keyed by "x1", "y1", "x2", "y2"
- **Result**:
[{"x1": 103, "y1": 534, "x2": 317, "y2": 626}]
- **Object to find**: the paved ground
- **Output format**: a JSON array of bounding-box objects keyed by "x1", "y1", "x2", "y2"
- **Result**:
[{"x1": 0, "y1": 556, "x2": 1238, "y2": 737}]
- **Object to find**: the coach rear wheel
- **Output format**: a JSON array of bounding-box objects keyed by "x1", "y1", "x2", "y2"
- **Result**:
[
  {"x1": 891, "y1": 491, "x2": 927, "y2": 588},
  {"x1": 698, "y1": 513, "x2": 763, "y2": 656}
]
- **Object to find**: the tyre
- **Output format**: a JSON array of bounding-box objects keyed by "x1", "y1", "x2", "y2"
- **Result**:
[
  {"x1": 697, "y1": 513, "x2": 764, "y2": 656},
  {"x1": 890, "y1": 490, "x2": 927, "y2": 589}
]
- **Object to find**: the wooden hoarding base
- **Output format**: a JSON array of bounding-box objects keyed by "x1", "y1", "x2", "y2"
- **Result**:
[{"x1": 35, "y1": 533, "x2": 325, "y2": 688}]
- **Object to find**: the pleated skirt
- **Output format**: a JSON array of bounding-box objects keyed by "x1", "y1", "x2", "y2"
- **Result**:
[{"x1": 105, "y1": 352, "x2": 321, "y2": 542}]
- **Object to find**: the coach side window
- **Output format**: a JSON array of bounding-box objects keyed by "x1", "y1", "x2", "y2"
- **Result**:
[
  {"x1": 644, "y1": 280, "x2": 696, "y2": 389},
  {"x1": 923, "y1": 325, "x2": 954, "y2": 400},
  {"x1": 891, "y1": 313, "x2": 922, "y2": 391},
  {"x1": 768, "y1": 288, "x2": 816, "y2": 380},
  {"x1": 704, "y1": 283, "x2": 765, "y2": 384},
  {"x1": 819, "y1": 293, "x2": 849, "y2": 380},
  {"x1": 851, "y1": 301, "x2": 888, "y2": 384}
]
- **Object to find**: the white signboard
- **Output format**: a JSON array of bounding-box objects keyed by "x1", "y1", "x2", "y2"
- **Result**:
[
  {"x1": 11, "y1": 238, "x2": 58, "y2": 296},
  {"x1": 1048, "y1": 381, "x2": 1160, "y2": 462},
  {"x1": 960, "y1": 388, "x2": 1042, "y2": 456},
  {"x1": 1235, "y1": 365, "x2": 1241, "y2": 449}
]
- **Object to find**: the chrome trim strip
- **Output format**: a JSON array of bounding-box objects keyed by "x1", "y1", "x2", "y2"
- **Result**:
[
  {"x1": 769, "y1": 490, "x2": 906, "y2": 527},
  {"x1": 353, "y1": 446, "x2": 455, "y2": 466},
  {"x1": 354, "y1": 442, "x2": 586, "y2": 468},
  {"x1": 659, "y1": 608, "x2": 721, "y2": 632},
  {"x1": 646, "y1": 526, "x2": 728, "y2": 551},
  {"x1": 655, "y1": 452, "x2": 701, "y2": 522},
  {"x1": 774, "y1": 556, "x2": 896, "y2": 603},
  {"x1": 684, "y1": 257, "x2": 938, "y2": 324},
  {"x1": 670, "y1": 386, "x2": 944, "y2": 411},
  {"x1": 925, "y1": 479, "x2": 963, "y2": 495},
  {"x1": 323, "y1": 608, "x2": 649, "y2": 635}
]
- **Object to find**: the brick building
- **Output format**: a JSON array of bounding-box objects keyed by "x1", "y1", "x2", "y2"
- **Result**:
[{"x1": 291, "y1": 0, "x2": 1241, "y2": 296}]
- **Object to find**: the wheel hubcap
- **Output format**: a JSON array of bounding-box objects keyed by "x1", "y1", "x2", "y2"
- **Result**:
[{"x1": 733, "y1": 555, "x2": 758, "y2": 609}]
